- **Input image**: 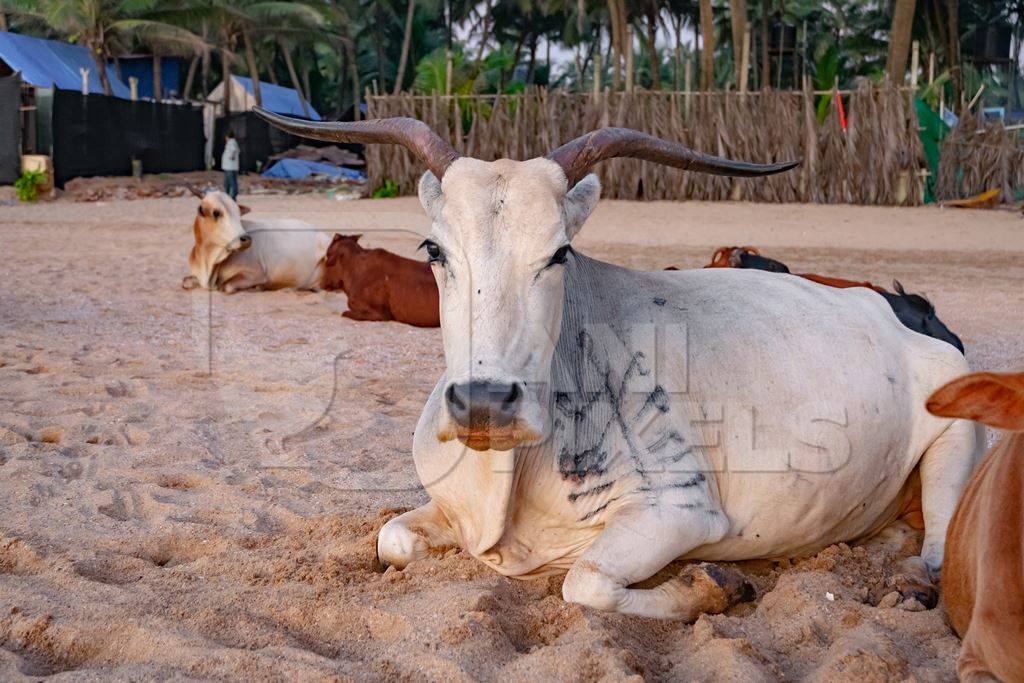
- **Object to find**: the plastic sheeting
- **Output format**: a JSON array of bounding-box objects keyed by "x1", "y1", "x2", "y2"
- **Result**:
[
  {"x1": 52, "y1": 89, "x2": 204, "y2": 185},
  {"x1": 206, "y1": 75, "x2": 320, "y2": 120},
  {"x1": 0, "y1": 73, "x2": 20, "y2": 184},
  {"x1": 0, "y1": 31, "x2": 130, "y2": 97},
  {"x1": 261, "y1": 158, "x2": 366, "y2": 181}
]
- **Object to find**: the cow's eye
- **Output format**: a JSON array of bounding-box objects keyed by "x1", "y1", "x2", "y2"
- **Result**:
[
  {"x1": 419, "y1": 240, "x2": 444, "y2": 264},
  {"x1": 213, "y1": 209, "x2": 222, "y2": 219},
  {"x1": 548, "y1": 245, "x2": 572, "y2": 266}
]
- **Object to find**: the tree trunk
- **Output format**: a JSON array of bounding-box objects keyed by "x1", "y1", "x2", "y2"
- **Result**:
[
  {"x1": 201, "y1": 23, "x2": 210, "y2": 95},
  {"x1": 222, "y1": 45, "x2": 232, "y2": 114},
  {"x1": 760, "y1": 0, "x2": 770, "y2": 89},
  {"x1": 608, "y1": 0, "x2": 621, "y2": 90},
  {"x1": 90, "y1": 44, "x2": 113, "y2": 96},
  {"x1": 729, "y1": 0, "x2": 748, "y2": 88},
  {"x1": 153, "y1": 53, "x2": 162, "y2": 102},
  {"x1": 393, "y1": 0, "x2": 416, "y2": 94},
  {"x1": 946, "y1": 0, "x2": 960, "y2": 102},
  {"x1": 281, "y1": 43, "x2": 312, "y2": 118},
  {"x1": 301, "y1": 53, "x2": 313, "y2": 104},
  {"x1": 886, "y1": 0, "x2": 917, "y2": 84},
  {"x1": 526, "y1": 33, "x2": 538, "y2": 84},
  {"x1": 0, "y1": 13, "x2": 7, "y2": 31},
  {"x1": 336, "y1": 47, "x2": 348, "y2": 119},
  {"x1": 475, "y1": 0, "x2": 493, "y2": 62},
  {"x1": 242, "y1": 29, "x2": 262, "y2": 106},
  {"x1": 645, "y1": 4, "x2": 661, "y2": 90},
  {"x1": 699, "y1": 0, "x2": 715, "y2": 90},
  {"x1": 182, "y1": 54, "x2": 199, "y2": 100},
  {"x1": 345, "y1": 39, "x2": 360, "y2": 120}
]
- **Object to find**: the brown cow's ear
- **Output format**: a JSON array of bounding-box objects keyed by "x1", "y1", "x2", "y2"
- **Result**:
[
  {"x1": 348, "y1": 234, "x2": 363, "y2": 242},
  {"x1": 927, "y1": 372, "x2": 1024, "y2": 431},
  {"x1": 239, "y1": 205, "x2": 252, "y2": 215}
]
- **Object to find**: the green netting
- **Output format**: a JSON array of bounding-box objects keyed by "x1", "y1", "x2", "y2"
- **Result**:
[{"x1": 914, "y1": 98, "x2": 950, "y2": 204}]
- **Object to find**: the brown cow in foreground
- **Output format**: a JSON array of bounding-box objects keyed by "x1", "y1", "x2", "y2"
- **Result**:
[
  {"x1": 322, "y1": 234, "x2": 440, "y2": 327},
  {"x1": 927, "y1": 371, "x2": 1024, "y2": 683}
]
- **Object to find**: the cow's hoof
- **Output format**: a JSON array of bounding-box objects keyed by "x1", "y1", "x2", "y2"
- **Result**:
[
  {"x1": 376, "y1": 518, "x2": 428, "y2": 570},
  {"x1": 887, "y1": 556, "x2": 939, "y2": 609},
  {"x1": 181, "y1": 276, "x2": 200, "y2": 290},
  {"x1": 690, "y1": 562, "x2": 757, "y2": 609}
]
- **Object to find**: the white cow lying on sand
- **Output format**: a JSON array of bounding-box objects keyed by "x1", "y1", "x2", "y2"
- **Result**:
[
  {"x1": 258, "y1": 109, "x2": 981, "y2": 621},
  {"x1": 182, "y1": 190, "x2": 330, "y2": 293}
]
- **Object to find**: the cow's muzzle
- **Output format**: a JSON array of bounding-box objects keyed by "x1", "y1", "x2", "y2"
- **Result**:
[{"x1": 440, "y1": 380, "x2": 537, "y2": 451}]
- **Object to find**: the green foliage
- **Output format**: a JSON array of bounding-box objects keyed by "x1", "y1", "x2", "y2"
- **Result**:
[
  {"x1": 14, "y1": 170, "x2": 47, "y2": 203},
  {"x1": 371, "y1": 179, "x2": 399, "y2": 198},
  {"x1": 813, "y1": 45, "x2": 840, "y2": 123}
]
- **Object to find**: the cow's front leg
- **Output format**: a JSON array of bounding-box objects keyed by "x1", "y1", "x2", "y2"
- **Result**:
[
  {"x1": 377, "y1": 500, "x2": 456, "y2": 569},
  {"x1": 220, "y1": 271, "x2": 267, "y2": 294},
  {"x1": 562, "y1": 504, "x2": 749, "y2": 620}
]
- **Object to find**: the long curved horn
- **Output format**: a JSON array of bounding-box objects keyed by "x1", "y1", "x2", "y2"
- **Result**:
[
  {"x1": 548, "y1": 127, "x2": 800, "y2": 186},
  {"x1": 253, "y1": 107, "x2": 460, "y2": 180},
  {"x1": 185, "y1": 183, "x2": 205, "y2": 199}
]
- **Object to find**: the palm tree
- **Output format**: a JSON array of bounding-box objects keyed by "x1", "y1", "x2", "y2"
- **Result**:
[
  {"x1": 698, "y1": 0, "x2": 715, "y2": 89},
  {"x1": 729, "y1": 0, "x2": 748, "y2": 88},
  {"x1": 886, "y1": 0, "x2": 917, "y2": 84},
  {"x1": 392, "y1": 0, "x2": 416, "y2": 94},
  {"x1": 6, "y1": 0, "x2": 204, "y2": 96}
]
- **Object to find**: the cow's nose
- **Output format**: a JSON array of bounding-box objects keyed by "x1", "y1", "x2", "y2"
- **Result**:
[{"x1": 445, "y1": 381, "x2": 521, "y2": 428}]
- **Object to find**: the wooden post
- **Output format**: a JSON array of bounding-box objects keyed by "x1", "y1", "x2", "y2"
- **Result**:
[
  {"x1": 129, "y1": 77, "x2": 138, "y2": 101},
  {"x1": 592, "y1": 46, "x2": 602, "y2": 99},
  {"x1": 79, "y1": 68, "x2": 90, "y2": 95},
  {"x1": 928, "y1": 51, "x2": 935, "y2": 86}
]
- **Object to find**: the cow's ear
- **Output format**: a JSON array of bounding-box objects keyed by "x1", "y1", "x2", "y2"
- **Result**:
[
  {"x1": 238, "y1": 204, "x2": 252, "y2": 216},
  {"x1": 418, "y1": 171, "x2": 443, "y2": 221},
  {"x1": 563, "y1": 173, "x2": 601, "y2": 240},
  {"x1": 927, "y1": 372, "x2": 1024, "y2": 431},
  {"x1": 348, "y1": 234, "x2": 363, "y2": 243}
]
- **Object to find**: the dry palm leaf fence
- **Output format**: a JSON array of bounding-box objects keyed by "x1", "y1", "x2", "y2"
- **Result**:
[
  {"x1": 937, "y1": 109, "x2": 1024, "y2": 203},
  {"x1": 365, "y1": 83, "x2": 929, "y2": 205}
]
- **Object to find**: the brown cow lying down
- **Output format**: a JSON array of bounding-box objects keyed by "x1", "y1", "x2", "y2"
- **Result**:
[
  {"x1": 322, "y1": 234, "x2": 440, "y2": 327},
  {"x1": 182, "y1": 190, "x2": 330, "y2": 293},
  {"x1": 927, "y1": 371, "x2": 1024, "y2": 682},
  {"x1": 699, "y1": 245, "x2": 964, "y2": 353}
]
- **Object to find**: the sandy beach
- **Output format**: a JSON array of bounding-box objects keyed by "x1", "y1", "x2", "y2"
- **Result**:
[{"x1": 1, "y1": 194, "x2": 1022, "y2": 681}]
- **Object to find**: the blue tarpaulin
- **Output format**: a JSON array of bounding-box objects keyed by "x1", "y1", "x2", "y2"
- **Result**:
[
  {"x1": 0, "y1": 31, "x2": 130, "y2": 97},
  {"x1": 115, "y1": 56, "x2": 181, "y2": 100},
  {"x1": 261, "y1": 158, "x2": 366, "y2": 181},
  {"x1": 233, "y1": 75, "x2": 320, "y2": 120}
]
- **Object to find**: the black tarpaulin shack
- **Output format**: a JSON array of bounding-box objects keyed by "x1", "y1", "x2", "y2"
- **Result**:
[
  {"x1": 0, "y1": 72, "x2": 20, "y2": 183},
  {"x1": 52, "y1": 89, "x2": 205, "y2": 186}
]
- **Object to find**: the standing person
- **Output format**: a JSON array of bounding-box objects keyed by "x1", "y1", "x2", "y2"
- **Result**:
[{"x1": 221, "y1": 132, "x2": 240, "y2": 200}]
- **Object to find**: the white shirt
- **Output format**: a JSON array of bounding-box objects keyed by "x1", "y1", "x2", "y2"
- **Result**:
[{"x1": 221, "y1": 139, "x2": 240, "y2": 171}]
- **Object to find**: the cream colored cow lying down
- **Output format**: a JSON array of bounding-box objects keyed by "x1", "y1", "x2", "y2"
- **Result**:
[
  {"x1": 258, "y1": 109, "x2": 982, "y2": 622},
  {"x1": 182, "y1": 190, "x2": 330, "y2": 293}
]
